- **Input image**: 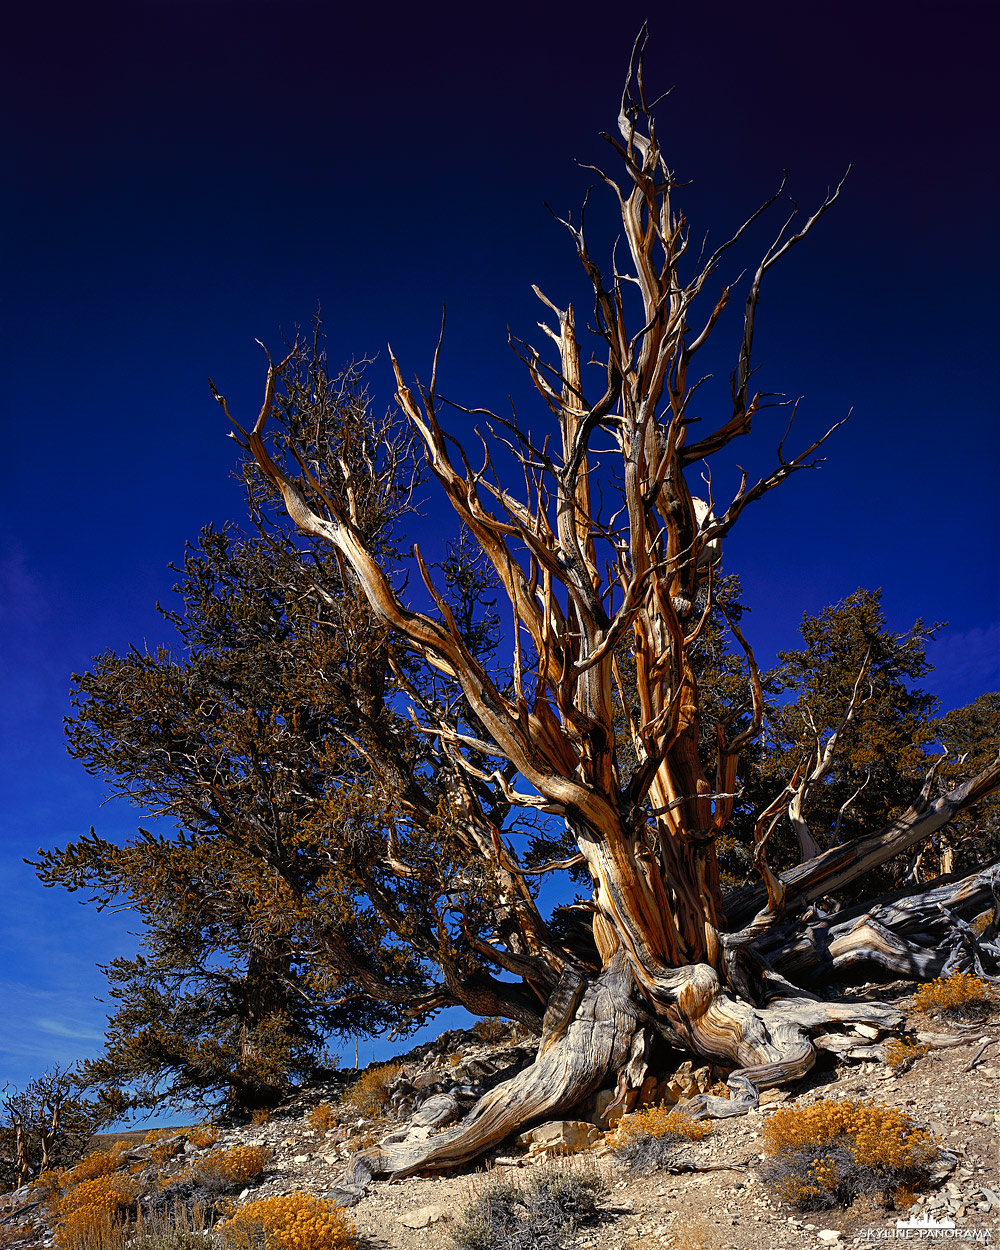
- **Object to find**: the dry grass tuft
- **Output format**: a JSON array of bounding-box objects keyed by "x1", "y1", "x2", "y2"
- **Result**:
[
  {"x1": 451, "y1": 1167, "x2": 607, "y2": 1250},
  {"x1": 471, "y1": 1018, "x2": 510, "y2": 1045},
  {"x1": 339, "y1": 1062, "x2": 401, "y2": 1117},
  {"x1": 217, "y1": 1193, "x2": 356, "y2": 1250}
]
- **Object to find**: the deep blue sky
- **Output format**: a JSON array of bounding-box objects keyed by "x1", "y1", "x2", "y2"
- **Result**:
[{"x1": 2, "y1": 0, "x2": 997, "y2": 1119}]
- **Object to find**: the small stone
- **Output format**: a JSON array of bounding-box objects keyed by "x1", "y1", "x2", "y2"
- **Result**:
[
  {"x1": 292, "y1": 1154, "x2": 310, "y2": 1163},
  {"x1": 398, "y1": 1204, "x2": 450, "y2": 1229},
  {"x1": 816, "y1": 1231, "x2": 842, "y2": 1243}
]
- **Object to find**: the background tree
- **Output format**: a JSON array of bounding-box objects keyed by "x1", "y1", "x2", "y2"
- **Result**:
[
  {"x1": 752, "y1": 588, "x2": 940, "y2": 874},
  {"x1": 227, "y1": 33, "x2": 1000, "y2": 1175},
  {"x1": 931, "y1": 692, "x2": 1000, "y2": 876},
  {"x1": 0, "y1": 1068, "x2": 122, "y2": 1189},
  {"x1": 49, "y1": 828, "x2": 377, "y2": 1119},
  {"x1": 37, "y1": 360, "x2": 577, "y2": 1117}
]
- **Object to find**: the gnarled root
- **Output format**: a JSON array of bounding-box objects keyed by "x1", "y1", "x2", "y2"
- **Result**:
[
  {"x1": 349, "y1": 952, "x2": 639, "y2": 1179},
  {"x1": 642, "y1": 962, "x2": 904, "y2": 1119},
  {"x1": 345, "y1": 953, "x2": 908, "y2": 1184}
]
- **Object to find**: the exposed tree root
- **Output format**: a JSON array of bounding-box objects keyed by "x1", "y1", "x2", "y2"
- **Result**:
[
  {"x1": 344, "y1": 953, "x2": 907, "y2": 1183},
  {"x1": 336, "y1": 866, "x2": 999, "y2": 1187},
  {"x1": 347, "y1": 953, "x2": 638, "y2": 1180}
]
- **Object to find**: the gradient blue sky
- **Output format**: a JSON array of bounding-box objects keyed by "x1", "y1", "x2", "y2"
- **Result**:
[{"x1": 2, "y1": 0, "x2": 997, "y2": 1122}]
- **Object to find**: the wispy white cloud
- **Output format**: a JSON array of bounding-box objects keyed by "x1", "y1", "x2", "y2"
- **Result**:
[{"x1": 33, "y1": 1018, "x2": 105, "y2": 1044}]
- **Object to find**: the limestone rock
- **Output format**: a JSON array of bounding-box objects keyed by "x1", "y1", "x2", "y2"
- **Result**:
[
  {"x1": 516, "y1": 1119, "x2": 600, "y2": 1157},
  {"x1": 398, "y1": 1203, "x2": 450, "y2": 1228},
  {"x1": 590, "y1": 1087, "x2": 623, "y2": 1129}
]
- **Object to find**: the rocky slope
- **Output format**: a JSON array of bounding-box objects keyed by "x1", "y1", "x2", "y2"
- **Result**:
[{"x1": 2, "y1": 981, "x2": 998, "y2": 1250}]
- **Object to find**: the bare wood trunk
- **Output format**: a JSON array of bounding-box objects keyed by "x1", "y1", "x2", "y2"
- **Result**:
[
  {"x1": 759, "y1": 862, "x2": 1000, "y2": 983},
  {"x1": 15, "y1": 1124, "x2": 31, "y2": 1187},
  {"x1": 726, "y1": 754, "x2": 1000, "y2": 929}
]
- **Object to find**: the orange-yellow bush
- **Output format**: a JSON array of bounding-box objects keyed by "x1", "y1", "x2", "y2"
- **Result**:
[
  {"x1": 913, "y1": 971, "x2": 996, "y2": 1019},
  {"x1": 60, "y1": 1144, "x2": 130, "y2": 1188},
  {"x1": 186, "y1": 1124, "x2": 220, "y2": 1150},
  {"x1": 183, "y1": 1144, "x2": 271, "y2": 1191},
  {"x1": 761, "y1": 1099, "x2": 940, "y2": 1211},
  {"x1": 882, "y1": 1039, "x2": 930, "y2": 1073},
  {"x1": 140, "y1": 1129, "x2": 184, "y2": 1169},
  {"x1": 611, "y1": 1103, "x2": 711, "y2": 1175},
  {"x1": 307, "y1": 1102, "x2": 335, "y2": 1132},
  {"x1": 218, "y1": 1193, "x2": 356, "y2": 1250},
  {"x1": 614, "y1": 1104, "x2": 710, "y2": 1144},
  {"x1": 339, "y1": 1063, "x2": 400, "y2": 1116},
  {"x1": 52, "y1": 1174, "x2": 141, "y2": 1248},
  {"x1": 250, "y1": 1109, "x2": 272, "y2": 1126}
]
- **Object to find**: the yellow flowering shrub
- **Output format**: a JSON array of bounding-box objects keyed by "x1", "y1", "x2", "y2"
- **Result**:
[
  {"x1": 611, "y1": 1103, "x2": 710, "y2": 1174},
  {"x1": 182, "y1": 1144, "x2": 271, "y2": 1191},
  {"x1": 186, "y1": 1124, "x2": 219, "y2": 1150},
  {"x1": 218, "y1": 1193, "x2": 356, "y2": 1250},
  {"x1": 60, "y1": 1144, "x2": 130, "y2": 1188},
  {"x1": 761, "y1": 1099, "x2": 941, "y2": 1211},
  {"x1": 339, "y1": 1063, "x2": 400, "y2": 1116},
  {"x1": 882, "y1": 1038, "x2": 930, "y2": 1074},
  {"x1": 913, "y1": 970, "x2": 996, "y2": 1019},
  {"x1": 307, "y1": 1102, "x2": 335, "y2": 1132},
  {"x1": 140, "y1": 1130, "x2": 184, "y2": 1169},
  {"x1": 614, "y1": 1103, "x2": 710, "y2": 1144},
  {"x1": 52, "y1": 1173, "x2": 141, "y2": 1248}
]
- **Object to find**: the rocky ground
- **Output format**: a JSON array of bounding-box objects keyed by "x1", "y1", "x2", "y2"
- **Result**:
[{"x1": 3, "y1": 979, "x2": 998, "y2": 1250}]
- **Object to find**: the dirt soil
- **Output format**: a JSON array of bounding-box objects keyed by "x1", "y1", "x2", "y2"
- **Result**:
[
  {"x1": 210, "y1": 981, "x2": 1000, "y2": 1250},
  {"x1": 4, "y1": 979, "x2": 998, "y2": 1250}
]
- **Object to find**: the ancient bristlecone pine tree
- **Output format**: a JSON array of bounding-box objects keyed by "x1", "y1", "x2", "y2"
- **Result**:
[{"x1": 225, "y1": 35, "x2": 1000, "y2": 1174}]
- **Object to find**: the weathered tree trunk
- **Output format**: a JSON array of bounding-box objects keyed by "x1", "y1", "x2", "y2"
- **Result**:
[
  {"x1": 15, "y1": 1123, "x2": 31, "y2": 1188},
  {"x1": 345, "y1": 766, "x2": 999, "y2": 1178}
]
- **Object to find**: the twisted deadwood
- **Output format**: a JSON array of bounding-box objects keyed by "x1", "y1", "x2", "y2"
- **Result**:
[{"x1": 223, "y1": 29, "x2": 1000, "y2": 1175}]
